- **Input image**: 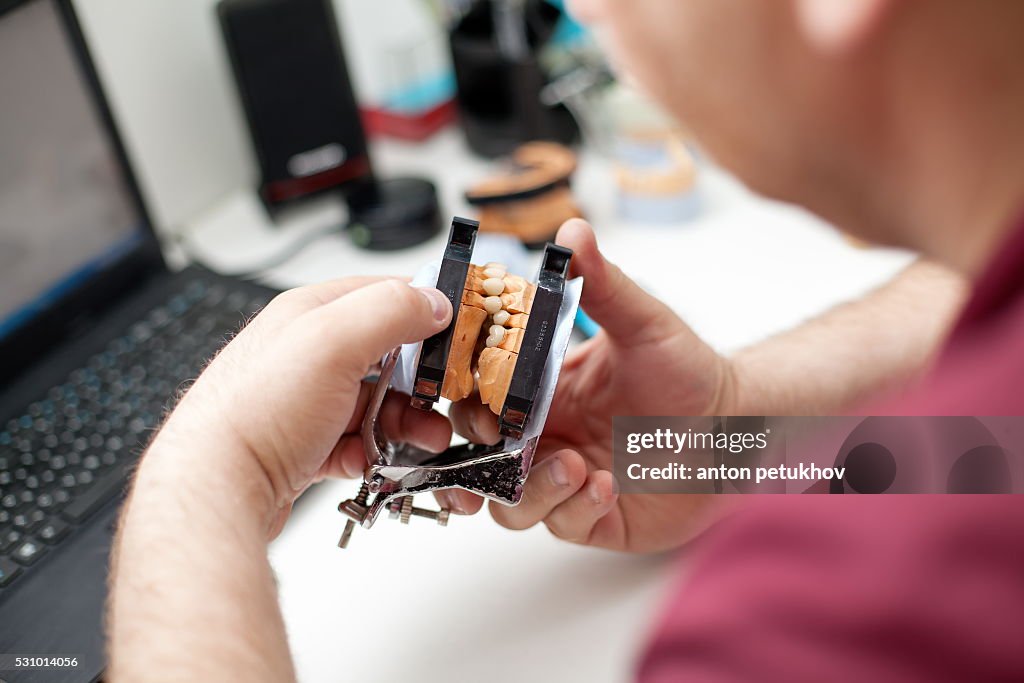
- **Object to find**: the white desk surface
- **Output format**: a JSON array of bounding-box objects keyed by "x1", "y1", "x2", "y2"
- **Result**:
[{"x1": 181, "y1": 127, "x2": 913, "y2": 683}]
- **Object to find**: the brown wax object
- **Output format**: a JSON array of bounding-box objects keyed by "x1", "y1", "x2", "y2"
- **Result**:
[{"x1": 466, "y1": 142, "x2": 584, "y2": 245}]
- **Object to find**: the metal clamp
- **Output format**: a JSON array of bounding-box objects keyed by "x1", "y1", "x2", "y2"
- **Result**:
[{"x1": 337, "y1": 346, "x2": 538, "y2": 548}]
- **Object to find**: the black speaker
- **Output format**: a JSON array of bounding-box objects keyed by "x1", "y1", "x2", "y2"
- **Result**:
[{"x1": 217, "y1": 0, "x2": 373, "y2": 208}]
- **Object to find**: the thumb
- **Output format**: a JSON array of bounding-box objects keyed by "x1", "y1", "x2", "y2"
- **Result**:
[
  {"x1": 556, "y1": 218, "x2": 682, "y2": 345},
  {"x1": 300, "y1": 279, "x2": 452, "y2": 376}
]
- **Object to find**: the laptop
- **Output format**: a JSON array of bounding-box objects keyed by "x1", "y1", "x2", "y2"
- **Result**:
[{"x1": 0, "y1": 1, "x2": 278, "y2": 680}]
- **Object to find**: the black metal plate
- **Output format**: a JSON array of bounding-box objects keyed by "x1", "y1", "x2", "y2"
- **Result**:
[
  {"x1": 411, "y1": 217, "x2": 479, "y2": 409},
  {"x1": 500, "y1": 243, "x2": 573, "y2": 438}
]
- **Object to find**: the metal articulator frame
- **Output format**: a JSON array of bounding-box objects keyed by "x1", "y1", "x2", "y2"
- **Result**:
[{"x1": 338, "y1": 346, "x2": 538, "y2": 548}]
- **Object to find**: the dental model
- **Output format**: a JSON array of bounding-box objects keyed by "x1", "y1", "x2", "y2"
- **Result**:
[{"x1": 442, "y1": 261, "x2": 537, "y2": 414}]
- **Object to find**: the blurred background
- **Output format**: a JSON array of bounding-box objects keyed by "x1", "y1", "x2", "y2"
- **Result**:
[
  {"x1": 72, "y1": 0, "x2": 913, "y2": 356},
  {"x1": 5, "y1": 1, "x2": 920, "y2": 681}
]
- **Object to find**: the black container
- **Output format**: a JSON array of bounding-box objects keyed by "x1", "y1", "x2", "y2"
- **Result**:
[
  {"x1": 346, "y1": 177, "x2": 442, "y2": 251},
  {"x1": 449, "y1": 0, "x2": 579, "y2": 157}
]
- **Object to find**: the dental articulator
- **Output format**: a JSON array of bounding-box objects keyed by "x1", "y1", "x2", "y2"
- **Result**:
[{"x1": 337, "y1": 217, "x2": 582, "y2": 548}]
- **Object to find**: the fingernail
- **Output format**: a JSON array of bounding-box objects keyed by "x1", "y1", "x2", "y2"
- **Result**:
[
  {"x1": 547, "y1": 457, "x2": 570, "y2": 488},
  {"x1": 587, "y1": 480, "x2": 606, "y2": 505},
  {"x1": 342, "y1": 456, "x2": 363, "y2": 479},
  {"x1": 437, "y1": 490, "x2": 465, "y2": 514},
  {"x1": 418, "y1": 287, "x2": 451, "y2": 323}
]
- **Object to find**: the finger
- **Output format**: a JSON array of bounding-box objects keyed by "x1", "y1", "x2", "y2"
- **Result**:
[
  {"x1": 321, "y1": 434, "x2": 366, "y2": 479},
  {"x1": 257, "y1": 276, "x2": 403, "y2": 327},
  {"x1": 489, "y1": 450, "x2": 588, "y2": 531},
  {"x1": 556, "y1": 218, "x2": 681, "y2": 345},
  {"x1": 323, "y1": 393, "x2": 452, "y2": 480},
  {"x1": 295, "y1": 275, "x2": 411, "y2": 307},
  {"x1": 435, "y1": 397, "x2": 498, "y2": 514},
  {"x1": 342, "y1": 381, "x2": 376, "y2": 433},
  {"x1": 543, "y1": 469, "x2": 619, "y2": 545},
  {"x1": 379, "y1": 392, "x2": 453, "y2": 453},
  {"x1": 298, "y1": 280, "x2": 453, "y2": 381},
  {"x1": 305, "y1": 380, "x2": 373, "y2": 480},
  {"x1": 448, "y1": 398, "x2": 502, "y2": 445},
  {"x1": 434, "y1": 488, "x2": 485, "y2": 516}
]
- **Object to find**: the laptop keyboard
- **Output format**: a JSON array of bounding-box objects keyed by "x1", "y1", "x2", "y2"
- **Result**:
[{"x1": 0, "y1": 279, "x2": 272, "y2": 593}]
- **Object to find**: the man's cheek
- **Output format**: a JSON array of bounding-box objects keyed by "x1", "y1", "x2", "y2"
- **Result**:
[{"x1": 592, "y1": 25, "x2": 663, "y2": 105}]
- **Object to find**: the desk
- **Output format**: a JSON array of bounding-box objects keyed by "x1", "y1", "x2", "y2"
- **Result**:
[{"x1": 182, "y1": 127, "x2": 913, "y2": 683}]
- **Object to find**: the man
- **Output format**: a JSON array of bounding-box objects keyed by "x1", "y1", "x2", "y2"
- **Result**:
[{"x1": 109, "y1": 0, "x2": 1024, "y2": 680}]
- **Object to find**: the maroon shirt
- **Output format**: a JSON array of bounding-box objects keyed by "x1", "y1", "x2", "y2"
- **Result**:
[{"x1": 638, "y1": 220, "x2": 1024, "y2": 683}]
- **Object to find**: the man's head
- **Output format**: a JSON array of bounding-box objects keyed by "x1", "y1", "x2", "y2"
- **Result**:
[{"x1": 569, "y1": 0, "x2": 1024, "y2": 274}]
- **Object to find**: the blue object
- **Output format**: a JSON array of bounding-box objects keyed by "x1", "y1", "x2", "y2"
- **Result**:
[
  {"x1": 574, "y1": 308, "x2": 600, "y2": 338},
  {"x1": 618, "y1": 191, "x2": 702, "y2": 223},
  {"x1": 384, "y1": 72, "x2": 456, "y2": 114},
  {"x1": 547, "y1": 0, "x2": 589, "y2": 46}
]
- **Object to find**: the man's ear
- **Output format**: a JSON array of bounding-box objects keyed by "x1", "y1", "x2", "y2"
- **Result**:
[{"x1": 793, "y1": 0, "x2": 891, "y2": 53}]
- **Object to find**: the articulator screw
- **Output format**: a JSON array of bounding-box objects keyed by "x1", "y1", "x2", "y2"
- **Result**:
[
  {"x1": 340, "y1": 492, "x2": 452, "y2": 549},
  {"x1": 413, "y1": 506, "x2": 451, "y2": 527},
  {"x1": 337, "y1": 482, "x2": 370, "y2": 549},
  {"x1": 387, "y1": 495, "x2": 451, "y2": 527}
]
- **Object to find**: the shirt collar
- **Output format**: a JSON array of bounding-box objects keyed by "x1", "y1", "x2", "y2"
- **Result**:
[{"x1": 953, "y1": 213, "x2": 1024, "y2": 331}]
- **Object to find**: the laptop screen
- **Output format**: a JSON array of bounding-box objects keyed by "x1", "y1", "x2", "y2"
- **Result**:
[{"x1": 0, "y1": 0, "x2": 146, "y2": 343}]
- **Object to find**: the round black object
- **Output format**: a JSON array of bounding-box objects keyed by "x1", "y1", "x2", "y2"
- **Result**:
[{"x1": 346, "y1": 177, "x2": 441, "y2": 251}]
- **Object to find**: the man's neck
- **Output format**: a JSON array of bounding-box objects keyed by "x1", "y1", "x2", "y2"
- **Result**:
[{"x1": 886, "y1": 6, "x2": 1024, "y2": 277}]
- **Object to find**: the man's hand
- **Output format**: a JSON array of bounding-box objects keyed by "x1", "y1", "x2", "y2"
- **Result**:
[
  {"x1": 446, "y1": 219, "x2": 734, "y2": 553},
  {"x1": 444, "y1": 220, "x2": 965, "y2": 554},
  {"x1": 109, "y1": 277, "x2": 453, "y2": 682},
  {"x1": 148, "y1": 276, "x2": 454, "y2": 536}
]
